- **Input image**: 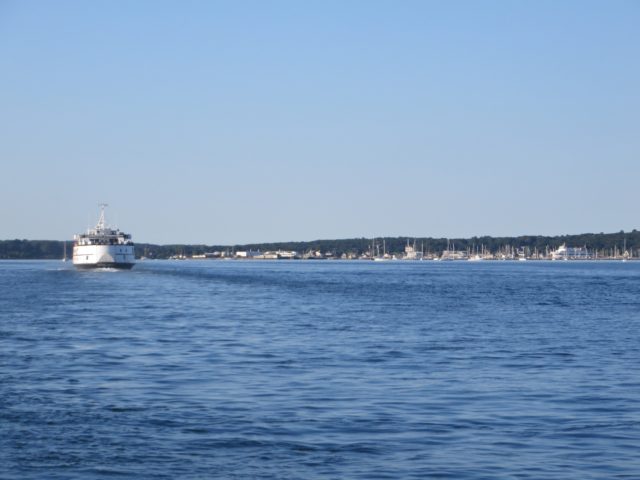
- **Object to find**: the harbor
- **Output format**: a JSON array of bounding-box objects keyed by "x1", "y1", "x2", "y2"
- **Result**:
[
  {"x1": 168, "y1": 240, "x2": 638, "y2": 262},
  {"x1": 3, "y1": 234, "x2": 639, "y2": 262}
]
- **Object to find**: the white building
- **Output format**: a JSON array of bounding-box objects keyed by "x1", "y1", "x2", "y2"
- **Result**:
[{"x1": 235, "y1": 250, "x2": 261, "y2": 258}]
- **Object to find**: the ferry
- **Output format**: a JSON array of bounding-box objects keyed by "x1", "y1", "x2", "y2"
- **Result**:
[
  {"x1": 72, "y1": 204, "x2": 135, "y2": 269},
  {"x1": 550, "y1": 244, "x2": 589, "y2": 261}
]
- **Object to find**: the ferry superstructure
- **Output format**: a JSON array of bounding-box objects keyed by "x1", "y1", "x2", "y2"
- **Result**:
[{"x1": 72, "y1": 204, "x2": 135, "y2": 269}]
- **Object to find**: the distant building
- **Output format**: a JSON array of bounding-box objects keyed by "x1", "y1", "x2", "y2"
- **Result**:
[{"x1": 235, "y1": 250, "x2": 261, "y2": 258}]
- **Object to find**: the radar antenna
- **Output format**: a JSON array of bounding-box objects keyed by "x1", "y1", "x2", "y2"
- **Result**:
[{"x1": 97, "y1": 203, "x2": 109, "y2": 230}]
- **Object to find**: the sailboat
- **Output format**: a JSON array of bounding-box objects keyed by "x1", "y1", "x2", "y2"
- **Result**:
[
  {"x1": 373, "y1": 238, "x2": 391, "y2": 261},
  {"x1": 62, "y1": 241, "x2": 67, "y2": 262}
]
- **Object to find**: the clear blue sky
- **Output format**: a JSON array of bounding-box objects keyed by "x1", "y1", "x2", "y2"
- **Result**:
[{"x1": 1, "y1": 1, "x2": 638, "y2": 244}]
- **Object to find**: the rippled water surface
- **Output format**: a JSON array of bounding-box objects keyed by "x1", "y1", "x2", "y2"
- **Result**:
[{"x1": 1, "y1": 260, "x2": 640, "y2": 479}]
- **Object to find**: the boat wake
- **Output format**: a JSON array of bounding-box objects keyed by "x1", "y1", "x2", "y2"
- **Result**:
[{"x1": 96, "y1": 267, "x2": 120, "y2": 272}]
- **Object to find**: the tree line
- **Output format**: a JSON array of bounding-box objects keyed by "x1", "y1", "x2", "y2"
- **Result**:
[{"x1": 1, "y1": 230, "x2": 639, "y2": 259}]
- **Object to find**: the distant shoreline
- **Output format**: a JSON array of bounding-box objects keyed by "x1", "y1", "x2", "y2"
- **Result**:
[{"x1": 2, "y1": 230, "x2": 638, "y2": 260}]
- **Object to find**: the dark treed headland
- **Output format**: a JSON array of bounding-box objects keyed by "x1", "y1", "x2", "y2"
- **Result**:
[{"x1": 1, "y1": 230, "x2": 639, "y2": 260}]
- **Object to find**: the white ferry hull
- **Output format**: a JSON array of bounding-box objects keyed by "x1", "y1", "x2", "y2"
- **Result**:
[{"x1": 73, "y1": 244, "x2": 135, "y2": 269}]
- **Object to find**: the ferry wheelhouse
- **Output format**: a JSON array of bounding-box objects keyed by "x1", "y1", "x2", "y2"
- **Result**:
[{"x1": 72, "y1": 204, "x2": 135, "y2": 269}]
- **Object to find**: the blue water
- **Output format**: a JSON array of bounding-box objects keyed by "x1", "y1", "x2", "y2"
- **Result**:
[{"x1": 1, "y1": 260, "x2": 640, "y2": 479}]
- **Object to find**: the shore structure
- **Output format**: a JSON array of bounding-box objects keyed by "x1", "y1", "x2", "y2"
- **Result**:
[{"x1": 72, "y1": 204, "x2": 135, "y2": 269}]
